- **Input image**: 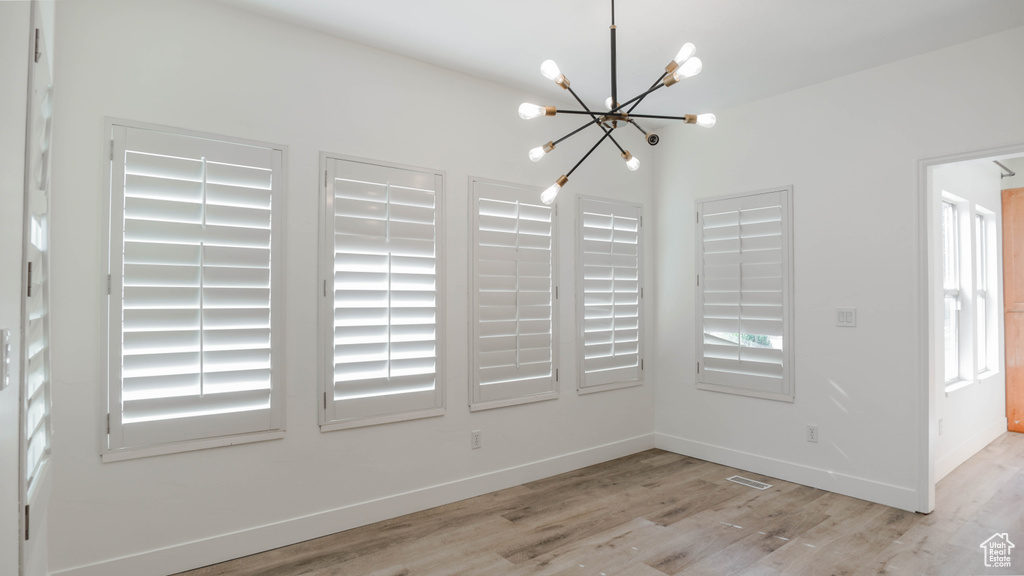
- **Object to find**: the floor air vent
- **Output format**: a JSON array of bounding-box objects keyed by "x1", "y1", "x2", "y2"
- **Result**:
[{"x1": 726, "y1": 475, "x2": 772, "y2": 490}]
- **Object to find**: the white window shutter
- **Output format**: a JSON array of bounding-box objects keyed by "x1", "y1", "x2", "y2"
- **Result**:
[
  {"x1": 322, "y1": 157, "x2": 444, "y2": 429},
  {"x1": 696, "y1": 188, "x2": 793, "y2": 401},
  {"x1": 471, "y1": 179, "x2": 557, "y2": 409},
  {"x1": 107, "y1": 123, "x2": 285, "y2": 451},
  {"x1": 577, "y1": 197, "x2": 643, "y2": 391}
]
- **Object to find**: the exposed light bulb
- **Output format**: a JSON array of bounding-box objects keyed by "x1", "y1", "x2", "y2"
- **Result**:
[
  {"x1": 529, "y1": 141, "x2": 555, "y2": 162},
  {"x1": 696, "y1": 113, "x2": 717, "y2": 128},
  {"x1": 622, "y1": 151, "x2": 640, "y2": 172},
  {"x1": 541, "y1": 183, "x2": 561, "y2": 205},
  {"x1": 663, "y1": 57, "x2": 704, "y2": 86},
  {"x1": 541, "y1": 175, "x2": 568, "y2": 205},
  {"x1": 519, "y1": 102, "x2": 547, "y2": 120},
  {"x1": 673, "y1": 56, "x2": 703, "y2": 80},
  {"x1": 674, "y1": 43, "x2": 696, "y2": 65},
  {"x1": 540, "y1": 60, "x2": 562, "y2": 81},
  {"x1": 605, "y1": 97, "x2": 615, "y2": 110}
]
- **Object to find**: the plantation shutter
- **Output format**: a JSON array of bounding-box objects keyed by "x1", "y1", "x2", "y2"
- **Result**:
[
  {"x1": 24, "y1": 81, "x2": 53, "y2": 495},
  {"x1": 578, "y1": 198, "x2": 643, "y2": 390},
  {"x1": 108, "y1": 124, "x2": 284, "y2": 450},
  {"x1": 471, "y1": 179, "x2": 557, "y2": 409},
  {"x1": 696, "y1": 189, "x2": 792, "y2": 400},
  {"x1": 323, "y1": 157, "x2": 443, "y2": 428}
]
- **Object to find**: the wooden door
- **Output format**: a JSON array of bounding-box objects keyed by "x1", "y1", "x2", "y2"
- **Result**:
[{"x1": 1002, "y1": 187, "x2": 1024, "y2": 432}]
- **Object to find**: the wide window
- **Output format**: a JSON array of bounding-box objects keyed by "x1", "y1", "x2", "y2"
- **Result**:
[
  {"x1": 105, "y1": 121, "x2": 285, "y2": 459},
  {"x1": 696, "y1": 188, "x2": 793, "y2": 401},
  {"x1": 471, "y1": 178, "x2": 558, "y2": 410},
  {"x1": 577, "y1": 197, "x2": 643, "y2": 392},
  {"x1": 320, "y1": 155, "x2": 444, "y2": 430}
]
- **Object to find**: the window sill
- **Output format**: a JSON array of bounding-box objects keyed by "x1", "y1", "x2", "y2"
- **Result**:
[
  {"x1": 578, "y1": 379, "x2": 644, "y2": 395},
  {"x1": 469, "y1": 391, "x2": 558, "y2": 412},
  {"x1": 944, "y1": 379, "x2": 974, "y2": 395},
  {"x1": 978, "y1": 369, "x2": 1000, "y2": 382},
  {"x1": 102, "y1": 429, "x2": 285, "y2": 463}
]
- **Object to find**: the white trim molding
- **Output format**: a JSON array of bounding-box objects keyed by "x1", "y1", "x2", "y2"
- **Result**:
[{"x1": 51, "y1": 434, "x2": 656, "y2": 576}]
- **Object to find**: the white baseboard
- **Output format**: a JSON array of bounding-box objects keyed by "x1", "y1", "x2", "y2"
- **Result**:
[
  {"x1": 935, "y1": 418, "x2": 1008, "y2": 481},
  {"x1": 655, "y1": 432, "x2": 921, "y2": 512},
  {"x1": 51, "y1": 434, "x2": 655, "y2": 576}
]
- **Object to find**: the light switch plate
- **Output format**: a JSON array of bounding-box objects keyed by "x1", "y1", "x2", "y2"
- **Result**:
[
  {"x1": 836, "y1": 308, "x2": 857, "y2": 327},
  {"x1": 0, "y1": 329, "x2": 10, "y2": 391}
]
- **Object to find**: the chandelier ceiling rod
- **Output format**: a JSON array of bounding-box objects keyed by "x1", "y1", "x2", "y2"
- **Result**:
[
  {"x1": 610, "y1": 0, "x2": 618, "y2": 109},
  {"x1": 519, "y1": 0, "x2": 716, "y2": 205}
]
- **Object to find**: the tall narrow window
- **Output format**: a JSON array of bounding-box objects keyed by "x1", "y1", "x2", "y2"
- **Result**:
[
  {"x1": 976, "y1": 212, "x2": 989, "y2": 373},
  {"x1": 696, "y1": 188, "x2": 793, "y2": 401},
  {"x1": 321, "y1": 156, "x2": 444, "y2": 430},
  {"x1": 942, "y1": 200, "x2": 960, "y2": 383},
  {"x1": 471, "y1": 178, "x2": 557, "y2": 410},
  {"x1": 577, "y1": 197, "x2": 643, "y2": 392},
  {"x1": 105, "y1": 121, "x2": 285, "y2": 458}
]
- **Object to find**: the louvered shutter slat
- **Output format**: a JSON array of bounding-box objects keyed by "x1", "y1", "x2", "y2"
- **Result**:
[
  {"x1": 578, "y1": 198, "x2": 643, "y2": 389},
  {"x1": 326, "y1": 159, "x2": 442, "y2": 425},
  {"x1": 471, "y1": 180, "x2": 556, "y2": 406},
  {"x1": 110, "y1": 125, "x2": 281, "y2": 450},
  {"x1": 697, "y1": 190, "x2": 792, "y2": 400}
]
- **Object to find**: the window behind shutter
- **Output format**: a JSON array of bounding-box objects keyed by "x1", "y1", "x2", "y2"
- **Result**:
[
  {"x1": 578, "y1": 197, "x2": 643, "y2": 391},
  {"x1": 696, "y1": 189, "x2": 793, "y2": 401},
  {"x1": 471, "y1": 179, "x2": 557, "y2": 409},
  {"x1": 322, "y1": 157, "x2": 444, "y2": 428},
  {"x1": 108, "y1": 124, "x2": 284, "y2": 451}
]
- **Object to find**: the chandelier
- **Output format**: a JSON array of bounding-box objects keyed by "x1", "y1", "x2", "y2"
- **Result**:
[{"x1": 519, "y1": 0, "x2": 715, "y2": 204}]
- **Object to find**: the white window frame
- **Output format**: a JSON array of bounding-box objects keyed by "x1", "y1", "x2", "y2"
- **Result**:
[
  {"x1": 974, "y1": 206, "x2": 998, "y2": 378},
  {"x1": 470, "y1": 177, "x2": 558, "y2": 411},
  {"x1": 103, "y1": 119, "x2": 286, "y2": 462},
  {"x1": 975, "y1": 211, "x2": 988, "y2": 374},
  {"x1": 695, "y1": 187, "x2": 794, "y2": 402},
  {"x1": 576, "y1": 196, "x2": 644, "y2": 393},
  {"x1": 941, "y1": 199, "x2": 962, "y2": 386},
  {"x1": 318, "y1": 154, "x2": 445, "y2": 431}
]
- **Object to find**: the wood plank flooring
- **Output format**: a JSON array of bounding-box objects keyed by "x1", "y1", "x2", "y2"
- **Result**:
[{"x1": 176, "y1": 433, "x2": 1024, "y2": 576}]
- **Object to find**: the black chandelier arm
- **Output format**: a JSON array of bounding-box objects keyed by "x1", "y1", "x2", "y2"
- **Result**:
[
  {"x1": 625, "y1": 72, "x2": 670, "y2": 114},
  {"x1": 554, "y1": 109, "x2": 607, "y2": 116},
  {"x1": 553, "y1": 118, "x2": 604, "y2": 146},
  {"x1": 628, "y1": 112, "x2": 696, "y2": 121},
  {"x1": 605, "y1": 82, "x2": 667, "y2": 115},
  {"x1": 627, "y1": 119, "x2": 649, "y2": 137},
  {"x1": 566, "y1": 131, "x2": 613, "y2": 178},
  {"x1": 554, "y1": 109, "x2": 694, "y2": 124},
  {"x1": 565, "y1": 86, "x2": 627, "y2": 155}
]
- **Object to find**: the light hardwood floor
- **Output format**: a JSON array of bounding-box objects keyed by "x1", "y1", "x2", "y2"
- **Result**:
[{"x1": 177, "y1": 433, "x2": 1024, "y2": 576}]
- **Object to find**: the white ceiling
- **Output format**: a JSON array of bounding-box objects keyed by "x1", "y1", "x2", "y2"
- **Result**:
[{"x1": 215, "y1": 0, "x2": 1024, "y2": 115}]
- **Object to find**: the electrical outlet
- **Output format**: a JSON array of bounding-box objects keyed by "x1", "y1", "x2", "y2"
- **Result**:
[
  {"x1": 806, "y1": 425, "x2": 819, "y2": 443},
  {"x1": 471, "y1": 429, "x2": 482, "y2": 450}
]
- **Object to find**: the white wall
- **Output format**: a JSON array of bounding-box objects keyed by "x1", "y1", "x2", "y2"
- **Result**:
[
  {"x1": 652, "y1": 24, "x2": 1024, "y2": 512},
  {"x1": 931, "y1": 161, "x2": 1006, "y2": 480},
  {"x1": 0, "y1": 3, "x2": 31, "y2": 575},
  {"x1": 47, "y1": 1, "x2": 657, "y2": 575}
]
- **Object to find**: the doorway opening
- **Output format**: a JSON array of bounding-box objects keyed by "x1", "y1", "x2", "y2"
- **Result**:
[{"x1": 921, "y1": 146, "x2": 1024, "y2": 513}]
